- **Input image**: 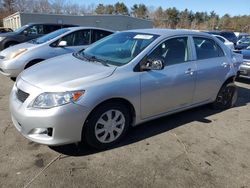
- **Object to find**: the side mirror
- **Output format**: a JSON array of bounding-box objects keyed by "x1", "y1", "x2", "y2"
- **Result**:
[
  {"x1": 141, "y1": 58, "x2": 164, "y2": 71},
  {"x1": 23, "y1": 30, "x2": 28, "y2": 36},
  {"x1": 58, "y1": 41, "x2": 67, "y2": 47}
]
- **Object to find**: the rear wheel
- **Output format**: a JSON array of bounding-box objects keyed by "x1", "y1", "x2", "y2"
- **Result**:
[
  {"x1": 83, "y1": 102, "x2": 130, "y2": 149},
  {"x1": 212, "y1": 82, "x2": 238, "y2": 110}
]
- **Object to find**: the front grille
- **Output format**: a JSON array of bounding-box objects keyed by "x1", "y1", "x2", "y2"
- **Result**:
[
  {"x1": 16, "y1": 89, "x2": 29, "y2": 103},
  {"x1": 0, "y1": 68, "x2": 4, "y2": 73},
  {"x1": 0, "y1": 55, "x2": 4, "y2": 59}
]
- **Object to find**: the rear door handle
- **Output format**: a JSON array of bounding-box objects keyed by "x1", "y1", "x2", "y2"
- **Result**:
[{"x1": 185, "y1": 68, "x2": 195, "y2": 75}]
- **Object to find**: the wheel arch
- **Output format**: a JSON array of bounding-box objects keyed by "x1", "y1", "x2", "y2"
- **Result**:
[
  {"x1": 24, "y1": 59, "x2": 45, "y2": 69},
  {"x1": 84, "y1": 97, "x2": 136, "y2": 127}
]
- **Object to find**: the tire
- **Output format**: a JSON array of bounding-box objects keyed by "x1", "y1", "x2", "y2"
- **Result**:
[
  {"x1": 211, "y1": 82, "x2": 238, "y2": 110},
  {"x1": 83, "y1": 102, "x2": 131, "y2": 149}
]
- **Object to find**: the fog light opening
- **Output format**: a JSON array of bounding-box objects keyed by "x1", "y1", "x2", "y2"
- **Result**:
[{"x1": 30, "y1": 128, "x2": 53, "y2": 137}]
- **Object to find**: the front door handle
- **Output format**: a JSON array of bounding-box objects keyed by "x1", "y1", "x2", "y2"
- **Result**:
[{"x1": 185, "y1": 68, "x2": 195, "y2": 75}]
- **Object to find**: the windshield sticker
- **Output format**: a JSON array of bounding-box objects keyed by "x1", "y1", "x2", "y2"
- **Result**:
[{"x1": 134, "y1": 34, "x2": 153, "y2": 40}]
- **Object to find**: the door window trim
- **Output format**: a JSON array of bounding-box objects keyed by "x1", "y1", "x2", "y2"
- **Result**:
[{"x1": 191, "y1": 35, "x2": 226, "y2": 61}]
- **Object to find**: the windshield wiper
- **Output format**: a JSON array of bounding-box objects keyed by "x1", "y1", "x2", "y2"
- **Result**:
[
  {"x1": 74, "y1": 52, "x2": 110, "y2": 67},
  {"x1": 88, "y1": 55, "x2": 110, "y2": 67}
]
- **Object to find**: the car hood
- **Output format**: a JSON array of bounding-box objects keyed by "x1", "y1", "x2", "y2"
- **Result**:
[
  {"x1": 0, "y1": 42, "x2": 37, "y2": 57},
  {"x1": 20, "y1": 53, "x2": 116, "y2": 90}
]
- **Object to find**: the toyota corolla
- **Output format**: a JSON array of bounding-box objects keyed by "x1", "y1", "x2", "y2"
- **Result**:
[{"x1": 10, "y1": 29, "x2": 238, "y2": 149}]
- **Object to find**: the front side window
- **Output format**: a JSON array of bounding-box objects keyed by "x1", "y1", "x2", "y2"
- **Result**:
[
  {"x1": 78, "y1": 32, "x2": 158, "y2": 66},
  {"x1": 148, "y1": 37, "x2": 189, "y2": 66},
  {"x1": 193, "y1": 37, "x2": 225, "y2": 60},
  {"x1": 25, "y1": 25, "x2": 43, "y2": 35},
  {"x1": 60, "y1": 29, "x2": 91, "y2": 46}
]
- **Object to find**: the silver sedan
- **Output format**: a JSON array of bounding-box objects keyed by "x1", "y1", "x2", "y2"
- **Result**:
[
  {"x1": 0, "y1": 27, "x2": 113, "y2": 78},
  {"x1": 10, "y1": 29, "x2": 238, "y2": 149}
]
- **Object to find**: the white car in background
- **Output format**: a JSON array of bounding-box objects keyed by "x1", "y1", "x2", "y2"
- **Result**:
[
  {"x1": 213, "y1": 34, "x2": 235, "y2": 50},
  {"x1": 0, "y1": 27, "x2": 113, "y2": 78}
]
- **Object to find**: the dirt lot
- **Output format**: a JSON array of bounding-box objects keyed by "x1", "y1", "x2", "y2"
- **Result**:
[{"x1": 0, "y1": 74, "x2": 249, "y2": 188}]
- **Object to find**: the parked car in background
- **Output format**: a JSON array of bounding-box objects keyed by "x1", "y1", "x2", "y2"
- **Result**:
[
  {"x1": 234, "y1": 46, "x2": 250, "y2": 78},
  {"x1": 0, "y1": 27, "x2": 13, "y2": 33},
  {"x1": 213, "y1": 34, "x2": 234, "y2": 50},
  {"x1": 234, "y1": 32, "x2": 250, "y2": 41},
  {"x1": 10, "y1": 29, "x2": 238, "y2": 149},
  {"x1": 0, "y1": 27, "x2": 113, "y2": 78},
  {"x1": 235, "y1": 37, "x2": 250, "y2": 50},
  {"x1": 0, "y1": 23, "x2": 77, "y2": 51},
  {"x1": 206, "y1": 31, "x2": 237, "y2": 45}
]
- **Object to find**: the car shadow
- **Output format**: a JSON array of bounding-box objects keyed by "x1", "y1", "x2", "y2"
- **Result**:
[{"x1": 50, "y1": 86, "x2": 250, "y2": 157}]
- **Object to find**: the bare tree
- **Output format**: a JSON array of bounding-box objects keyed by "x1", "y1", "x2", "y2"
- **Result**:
[{"x1": 51, "y1": 0, "x2": 64, "y2": 14}]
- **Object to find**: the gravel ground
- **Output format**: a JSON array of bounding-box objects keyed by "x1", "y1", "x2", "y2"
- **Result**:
[{"x1": 0, "y1": 74, "x2": 249, "y2": 188}]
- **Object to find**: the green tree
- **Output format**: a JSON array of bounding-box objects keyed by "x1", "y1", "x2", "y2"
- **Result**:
[
  {"x1": 131, "y1": 4, "x2": 148, "y2": 18},
  {"x1": 114, "y1": 2, "x2": 128, "y2": 15},
  {"x1": 95, "y1": 4, "x2": 106, "y2": 14},
  {"x1": 105, "y1": 4, "x2": 114, "y2": 14}
]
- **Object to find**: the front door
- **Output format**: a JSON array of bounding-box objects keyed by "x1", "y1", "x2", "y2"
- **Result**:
[{"x1": 140, "y1": 37, "x2": 196, "y2": 119}]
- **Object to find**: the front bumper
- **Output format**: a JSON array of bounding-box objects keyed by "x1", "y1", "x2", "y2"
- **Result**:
[
  {"x1": 239, "y1": 61, "x2": 250, "y2": 77},
  {"x1": 10, "y1": 79, "x2": 90, "y2": 146},
  {"x1": 0, "y1": 58, "x2": 23, "y2": 77}
]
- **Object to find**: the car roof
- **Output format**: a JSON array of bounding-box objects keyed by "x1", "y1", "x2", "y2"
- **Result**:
[
  {"x1": 65, "y1": 26, "x2": 114, "y2": 33},
  {"x1": 124, "y1": 28, "x2": 212, "y2": 37}
]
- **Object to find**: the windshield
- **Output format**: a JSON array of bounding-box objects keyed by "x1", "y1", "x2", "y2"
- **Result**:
[
  {"x1": 28, "y1": 28, "x2": 70, "y2": 44},
  {"x1": 14, "y1": 25, "x2": 29, "y2": 33},
  {"x1": 77, "y1": 32, "x2": 158, "y2": 66}
]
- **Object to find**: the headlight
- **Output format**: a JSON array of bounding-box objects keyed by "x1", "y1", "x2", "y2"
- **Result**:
[
  {"x1": 7, "y1": 48, "x2": 27, "y2": 59},
  {"x1": 0, "y1": 37, "x2": 5, "y2": 42},
  {"x1": 30, "y1": 91, "x2": 85, "y2": 109}
]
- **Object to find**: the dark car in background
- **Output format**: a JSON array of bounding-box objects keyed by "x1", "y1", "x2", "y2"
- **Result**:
[
  {"x1": 0, "y1": 27, "x2": 13, "y2": 33},
  {"x1": 0, "y1": 23, "x2": 77, "y2": 51},
  {"x1": 206, "y1": 31, "x2": 238, "y2": 46}
]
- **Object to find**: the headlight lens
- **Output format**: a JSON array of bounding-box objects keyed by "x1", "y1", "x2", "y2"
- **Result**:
[
  {"x1": 31, "y1": 91, "x2": 85, "y2": 109},
  {"x1": 7, "y1": 48, "x2": 27, "y2": 59},
  {"x1": 0, "y1": 37, "x2": 5, "y2": 42}
]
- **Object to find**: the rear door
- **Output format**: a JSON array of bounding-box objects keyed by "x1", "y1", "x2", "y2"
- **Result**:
[
  {"x1": 191, "y1": 36, "x2": 230, "y2": 103},
  {"x1": 140, "y1": 36, "x2": 196, "y2": 119}
]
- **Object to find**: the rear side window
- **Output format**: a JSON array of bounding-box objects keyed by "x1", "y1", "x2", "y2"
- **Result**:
[
  {"x1": 148, "y1": 37, "x2": 189, "y2": 66},
  {"x1": 92, "y1": 30, "x2": 113, "y2": 43},
  {"x1": 43, "y1": 25, "x2": 61, "y2": 34},
  {"x1": 193, "y1": 37, "x2": 225, "y2": 60}
]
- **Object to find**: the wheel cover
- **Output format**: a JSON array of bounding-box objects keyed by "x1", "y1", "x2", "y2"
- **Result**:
[{"x1": 95, "y1": 109, "x2": 126, "y2": 143}]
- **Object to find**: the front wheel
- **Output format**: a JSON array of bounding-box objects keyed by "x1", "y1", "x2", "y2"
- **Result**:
[
  {"x1": 83, "y1": 102, "x2": 130, "y2": 149},
  {"x1": 212, "y1": 82, "x2": 238, "y2": 110}
]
